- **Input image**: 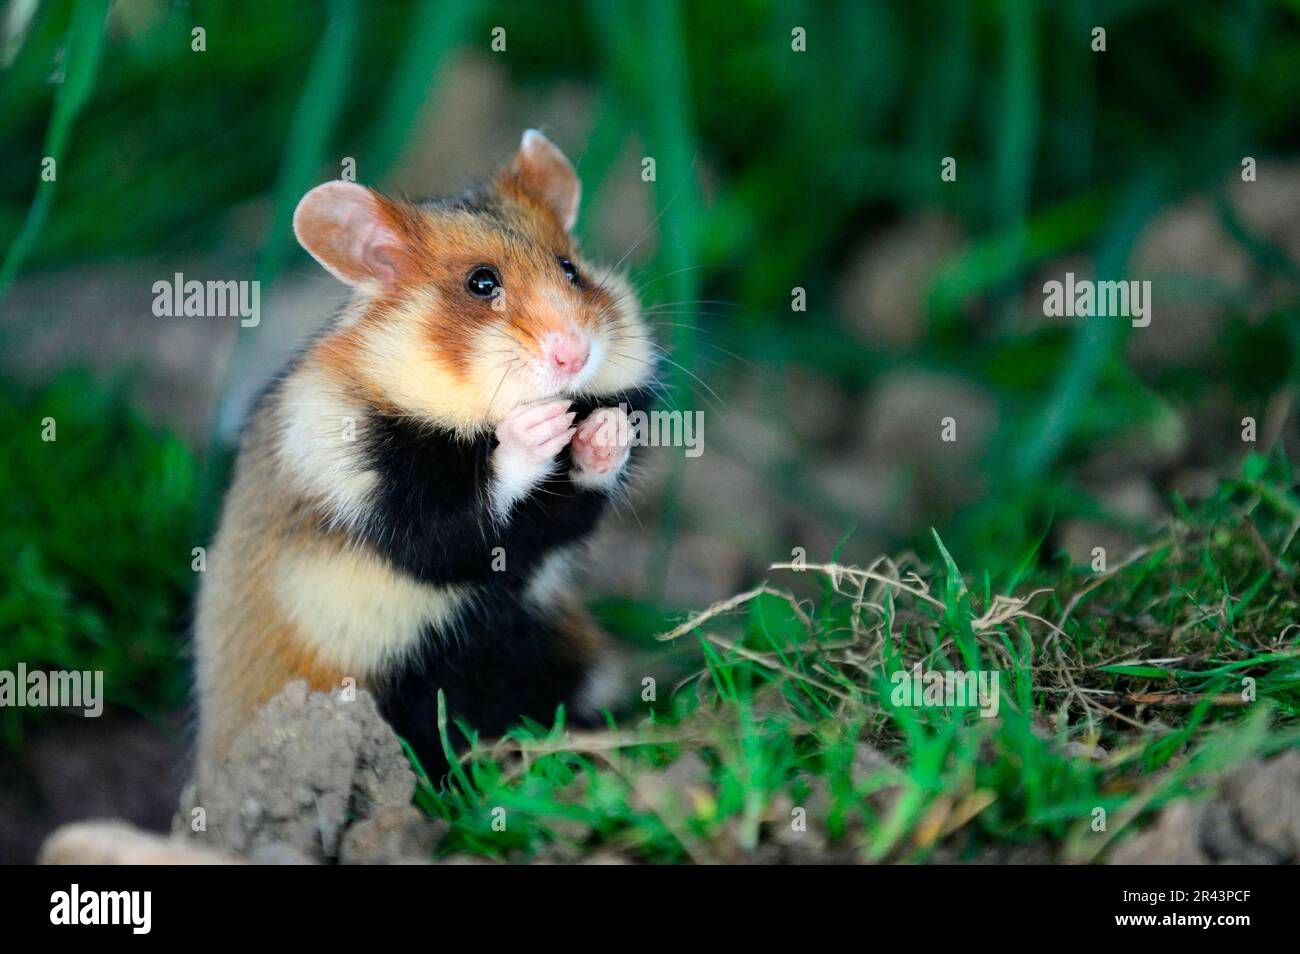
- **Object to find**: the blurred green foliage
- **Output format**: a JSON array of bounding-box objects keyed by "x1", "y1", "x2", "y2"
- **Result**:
[
  {"x1": 4, "y1": 0, "x2": 1299, "y2": 574},
  {"x1": 0, "y1": 372, "x2": 197, "y2": 746}
]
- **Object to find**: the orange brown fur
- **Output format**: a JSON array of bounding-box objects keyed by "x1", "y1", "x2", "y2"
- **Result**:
[{"x1": 193, "y1": 411, "x2": 350, "y2": 761}]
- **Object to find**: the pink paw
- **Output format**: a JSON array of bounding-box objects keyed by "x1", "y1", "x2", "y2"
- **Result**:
[
  {"x1": 571, "y1": 406, "x2": 631, "y2": 480},
  {"x1": 494, "y1": 399, "x2": 576, "y2": 479}
]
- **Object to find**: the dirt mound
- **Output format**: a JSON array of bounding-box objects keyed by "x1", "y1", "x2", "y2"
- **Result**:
[{"x1": 173, "y1": 681, "x2": 445, "y2": 864}]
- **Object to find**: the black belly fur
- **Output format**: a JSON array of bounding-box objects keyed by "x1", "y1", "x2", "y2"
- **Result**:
[
  {"x1": 353, "y1": 388, "x2": 654, "y2": 778},
  {"x1": 377, "y1": 589, "x2": 595, "y2": 779}
]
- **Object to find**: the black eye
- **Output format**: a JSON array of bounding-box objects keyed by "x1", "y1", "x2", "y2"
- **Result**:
[
  {"x1": 466, "y1": 265, "x2": 501, "y2": 299},
  {"x1": 557, "y1": 256, "x2": 581, "y2": 286}
]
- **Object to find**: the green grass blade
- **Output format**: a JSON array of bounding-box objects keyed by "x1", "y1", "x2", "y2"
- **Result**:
[{"x1": 0, "y1": 0, "x2": 109, "y2": 301}]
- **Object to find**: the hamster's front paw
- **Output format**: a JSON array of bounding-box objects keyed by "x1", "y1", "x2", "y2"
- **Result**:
[
  {"x1": 492, "y1": 399, "x2": 576, "y2": 511},
  {"x1": 571, "y1": 406, "x2": 631, "y2": 488}
]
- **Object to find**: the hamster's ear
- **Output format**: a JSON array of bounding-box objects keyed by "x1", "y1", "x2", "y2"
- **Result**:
[
  {"x1": 509, "y1": 129, "x2": 581, "y2": 231},
  {"x1": 293, "y1": 181, "x2": 407, "y2": 288}
]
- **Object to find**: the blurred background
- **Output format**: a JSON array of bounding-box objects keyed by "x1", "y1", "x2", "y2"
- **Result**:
[{"x1": 2, "y1": 0, "x2": 1299, "y2": 862}]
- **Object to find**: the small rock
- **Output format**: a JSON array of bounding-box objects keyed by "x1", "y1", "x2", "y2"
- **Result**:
[
  {"x1": 785, "y1": 368, "x2": 853, "y2": 446},
  {"x1": 851, "y1": 742, "x2": 901, "y2": 789},
  {"x1": 339, "y1": 804, "x2": 446, "y2": 865},
  {"x1": 861, "y1": 369, "x2": 994, "y2": 467},
  {"x1": 1110, "y1": 801, "x2": 1213, "y2": 865},
  {"x1": 41, "y1": 820, "x2": 240, "y2": 865},
  {"x1": 1062, "y1": 740, "x2": 1109, "y2": 761},
  {"x1": 1228, "y1": 160, "x2": 1300, "y2": 264},
  {"x1": 1199, "y1": 802, "x2": 1282, "y2": 865},
  {"x1": 1128, "y1": 197, "x2": 1249, "y2": 368},
  {"x1": 857, "y1": 369, "x2": 994, "y2": 515},
  {"x1": 582, "y1": 850, "x2": 630, "y2": 865},
  {"x1": 245, "y1": 842, "x2": 316, "y2": 865},
  {"x1": 1224, "y1": 750, "x2": 1300, "y2": 859},
  {"x1": 634, "y1": 752, "x2": 713, "y2": 818},
  {"x1": 837, "y1": 214, "x2": 965, "y2": 349},
  {"x1": 770, "y1": 791, "x2": 827, "y2": 854},
  {"x1": 1057, "y1": 520, "x2": 1137, "y2": 570},
  {"x1": 1109, "y1": 751, "x2": 1300, "y2": 865}
]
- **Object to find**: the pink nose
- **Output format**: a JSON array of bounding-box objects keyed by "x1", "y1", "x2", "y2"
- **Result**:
[{"x1": 551, "y1": 332, "x2": 589, "y2": 375}]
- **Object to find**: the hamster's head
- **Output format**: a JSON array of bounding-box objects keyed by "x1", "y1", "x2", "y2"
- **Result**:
[{"x1": 293, "y1": 129, "x2": 654, "y2": 433}]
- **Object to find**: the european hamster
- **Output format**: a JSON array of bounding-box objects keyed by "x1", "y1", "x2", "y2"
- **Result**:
[{"x1": 193, "y1": 130, "x2": 656, "y2": 777}]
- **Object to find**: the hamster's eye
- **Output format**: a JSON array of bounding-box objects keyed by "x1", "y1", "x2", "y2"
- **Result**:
[
  {"x1": 557, "y1": 256, "x2": 581, "y2": 286},
  {"x1": 466, "y1": 266, "x2": 502, "y2": 299}
]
